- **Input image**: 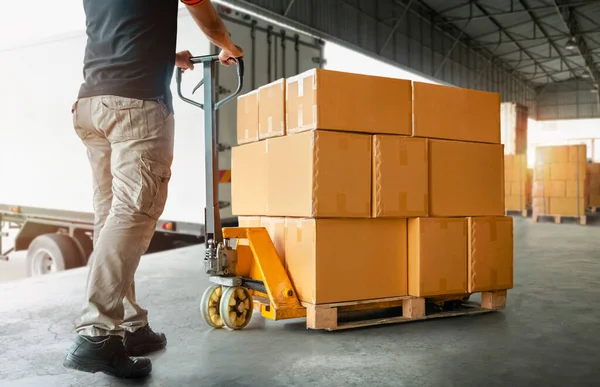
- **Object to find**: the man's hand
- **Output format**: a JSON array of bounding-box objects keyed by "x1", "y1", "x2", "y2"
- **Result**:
[
  {"x1": 175, "y1": 50, "x2": 194, "y2": 71},
  {"x1": 185, "y1": 1, "x2": 244, "y2": 66},
  {"x1": 218, "y1": 45, "x2": 244, "y2": 66}
]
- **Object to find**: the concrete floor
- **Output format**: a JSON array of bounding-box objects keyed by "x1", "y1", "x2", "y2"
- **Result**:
[{"x1": 1, "y1": 216, "x2": 600, "y2": 387}]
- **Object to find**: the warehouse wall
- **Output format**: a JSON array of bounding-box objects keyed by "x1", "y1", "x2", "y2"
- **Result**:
[
  {"x1": 324, "y1": 42, "x2": 441, "y2": 84},
  {"x1": 529, "y1": 119, "x2": 600, "y2": 163},
  {"x1": 537, "y1": 79, "x2": 600, "y2": 121},
  {"x1": 217, "y1": 0, "x2": 538, "y2": 118}
]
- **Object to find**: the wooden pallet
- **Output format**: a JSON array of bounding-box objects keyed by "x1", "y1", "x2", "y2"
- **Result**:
[
  {"x1": 506, "y1": 209, "x2": 529, "y2": 217},
  {"x1": 302, "y1": 290, "x2": 507, "y2": 331},
  {"x1": 532, "y1": 213, "x2": 587, "y2": 225}
]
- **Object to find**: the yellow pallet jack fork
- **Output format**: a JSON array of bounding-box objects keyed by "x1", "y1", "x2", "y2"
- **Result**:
[{"x1": 176, "y1": 55, "x2": 306, "y2": 330}]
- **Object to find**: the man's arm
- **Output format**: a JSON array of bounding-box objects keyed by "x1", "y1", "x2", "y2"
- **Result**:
[{"x1": 181, "y1": 0, "x2": 243, "y2": 65}]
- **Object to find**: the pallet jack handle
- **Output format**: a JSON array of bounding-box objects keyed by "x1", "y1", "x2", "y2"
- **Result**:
[{"x1": 176, "y1": 54, "x2": 244, "y2": 247}]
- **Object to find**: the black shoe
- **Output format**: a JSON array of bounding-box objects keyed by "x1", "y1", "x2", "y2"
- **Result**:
[
  {"x1": 123, "y1": 324, "x2": 167, "y2": 356},
  {"x1": 63, "y1": 335, "x2": 152, "y2": 379}
]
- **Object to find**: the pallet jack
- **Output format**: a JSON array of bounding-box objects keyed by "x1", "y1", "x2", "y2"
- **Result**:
[{"x1": 176, "y1": 55, "x2": 306, "y2": 330}]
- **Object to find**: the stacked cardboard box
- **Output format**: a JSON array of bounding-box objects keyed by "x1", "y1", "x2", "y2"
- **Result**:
[
  {"x1": 232, "y1": 68, "x2": 513, "y2": 305},
  {"x1": 587, "y1": 163, "x2": 600, "y2": 209},
  {"x1": 532, "y1": 145, "x2": 588, "y2": 217},
  {"x1": 504, "y1": 154, "x2": 531, "y2": 213}
]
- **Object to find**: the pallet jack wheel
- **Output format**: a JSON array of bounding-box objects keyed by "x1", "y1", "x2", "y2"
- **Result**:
[
  {"x1": 219, "y1": 286, "x2": 253, "y2": 330},
  {"x1": 200, "y1": 285, "x2": 224, "y2": 329}
]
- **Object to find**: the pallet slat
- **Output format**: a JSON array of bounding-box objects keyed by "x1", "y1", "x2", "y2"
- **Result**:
[
  {"x1": 302, "y1": 291, "x2": 507, "y2": 331},
  {"x1": 532, "y1": 213, "x2": 586, "y2": 225}
]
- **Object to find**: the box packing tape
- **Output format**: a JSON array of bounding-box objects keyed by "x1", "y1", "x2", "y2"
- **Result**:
[
  {"x1": 296, "y1": 221, "x2": 303, "y2": 243},
  {"x1": 394, "y1": 194, "x2": 428, "y2": 214},
  {"x1": 298, "y1": 77, "x2": 304, "y2": 97},
  {"x1": 268, "y1": 116, "x2": 273, "y2": 133},
  {"x1": 286, "y1": 68, "x2": 316, "y2": 100}
]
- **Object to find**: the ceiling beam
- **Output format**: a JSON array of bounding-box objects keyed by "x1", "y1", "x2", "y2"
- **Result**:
[
  {"x1": 472, "y1": 2, "x2": 560, "y2": 83},
  {"x1": 394, "y1": 0, "x2": 535, "y2": 88},
  {"x1": 519, "y1": 0, "x2": 581, "y2": 79},
  {"x1": 472, "y1": 28, "x2": 600, "y2": 47},
  {"x1": 438, "y1": 0, "x2": 600, "y2": 24},
  {"x1": 553, "y1": 0, "x2": 600, "y2": 87}
]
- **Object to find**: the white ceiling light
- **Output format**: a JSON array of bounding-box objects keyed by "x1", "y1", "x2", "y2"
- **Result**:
[{"x1": 565, "y1": 37, "x2": 578, "y2": 50}]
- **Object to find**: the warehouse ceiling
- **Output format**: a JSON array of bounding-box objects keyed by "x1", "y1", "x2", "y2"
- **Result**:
[
  {"x1": 406, "y1": 0, "x2": 600, "y2": 92},
  {"x1": 219, "y1": 0, "x2": 600, "y2": 118}
]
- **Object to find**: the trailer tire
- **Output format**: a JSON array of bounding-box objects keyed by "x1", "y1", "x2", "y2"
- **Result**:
[
  {"x1": 72, "y1": 230, "x2": 94, "y2": 265},
  {"x1": 26, "y1": 234, "x2": 84, "y2": 277}
]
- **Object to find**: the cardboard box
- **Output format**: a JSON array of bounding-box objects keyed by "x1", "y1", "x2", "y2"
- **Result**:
[
  {"x1": 532, "y1": 180, "x2": 542, "y2": 198},
  {"x1": 590, "y1": 193, "x2": 600, "y2": 207},
  {"x1": 429, "y1": 139, "x2": 504, "y2": 216},
  {"x1": 566, "y1": 180, "x2": 587, "y2": 198},
  {"x1": 238, "y1": 216, "x2": 262, "y2": 227},
  {"x1": 412, "y1": 82, "x2": 500, "y2": 144},
  {"x1": 504, "y1": 154, "x2": 527, "y2": 182},
  {"x1": 550, "y1": 163, "x2": 587, "y2": 181},
  {"x1": 589, "y1": 174, "x2": 600, "y2": 187},
  {"x1": 550, "y1": 197, "x2": 586, "y2": 216},
  {"x1": 587, "y1": 163, "x2": 600, "y2": 175},
  {"x1": 258, "y1": 79, "x2": 286, "y2": 140},
  {"x1": 372, "y1": 135, "x2": 428, "y2": 217},
  {"x1": 527, "y1": 168, "x2": 533, "y2": 204},
  {"x1": 267, "y1": 130, "x2": 371, "y2": 218},
  {"x1": 534, "y1": 164, "x2": 550, "y2": 181},
  {"x1": 505, "y1": 195, "x2": 526, "y2": 211},
  {"x1": 510, "y1": 182, "x2": 527, "y2": 197},
  {"x1": 568, "y1": 144, "x2": 587, "y2": 163},
  {"x1": 549, "y1": 180, "x2": 566, "y2": 197},
  {"x1": 237, "y1": 216, "x2": 262, "y2": 247},
  {"x1": 231, "y1": 141, "x2": 268, "y2": 216},
  {"x1": 467, "y1": 217, "x2": 514, "y2": 292},
  {"x1": 408, "y1": 218, "x2": 467, "y2": 297},
  {"x1": 285, "y1": 218, "x2": 408, "y2": 304},
  {"x1": 236, "y1": 90, "x2": 259, "y2": 144},
  {"x1": 260, "y1": 217, "x2": 286, "y2": 267},
  {"x1": 285, "y1": 68, "x2": 412, "y2": 135},
  {"x1": 536, "y1": 146, "x2": 569, "y2": 164},
  {"x1": 532, "y1": 198, "x2": 547, "y2": 214}
]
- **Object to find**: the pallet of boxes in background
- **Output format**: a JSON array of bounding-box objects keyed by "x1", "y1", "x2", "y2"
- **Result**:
[
  {"x1": 532, "y1": 145, "x2": 588, "y2": 225},
  {"x1": 229, "y1": 68, "x2": 513, "y2": 331},
  {"x1": 504, "y1": 154, "x2": 532, "y2": 217},
  {"x1": 587, "y1": 163, "x2": 600, "y2": 213}
]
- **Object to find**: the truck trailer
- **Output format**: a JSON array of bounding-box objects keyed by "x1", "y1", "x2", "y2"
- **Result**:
[{"x1": 0, "y1": 4, "x2": 324, "y2": 276}]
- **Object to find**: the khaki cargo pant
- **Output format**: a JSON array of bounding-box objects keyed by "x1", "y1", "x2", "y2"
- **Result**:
[{"x1": 71, "y1": 95, "x2": 174, "y2": 337}]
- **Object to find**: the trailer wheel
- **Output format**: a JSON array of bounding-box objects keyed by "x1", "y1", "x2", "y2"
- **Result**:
[
  {"x1": 72, "y1": 230, "x2": 94, "y2": 265},
  {"x1": 26, "y1": 234, "x2": 84, "y2": 277}
]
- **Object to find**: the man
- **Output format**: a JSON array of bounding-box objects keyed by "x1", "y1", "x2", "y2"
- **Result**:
[{"x1": 64, "y1": 0, "x2": 243, "y2": 379}]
